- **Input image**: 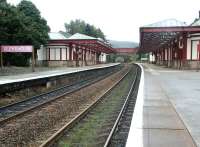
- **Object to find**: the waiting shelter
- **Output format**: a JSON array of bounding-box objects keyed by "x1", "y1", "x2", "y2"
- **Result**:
[
  {"x1": 0, "y1": 45, "x2": 35, "y2": 71},
  {"x1": 37, "y1": 33, "x2": 114, "y2": 67},
  {"x1": 139, "y1": 18, "x2": 200, "y2": 69}
]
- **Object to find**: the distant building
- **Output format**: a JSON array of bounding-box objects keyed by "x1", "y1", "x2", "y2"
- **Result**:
[
  {"x1": 37, "y1": 33, "x2": 114, "y2": 67},
  {"x1": 108, "y1": 40, "x2": 138, "y2": 62},
  {"x1": 109, "y1": 40, "x2": 138, "y2": 54}
]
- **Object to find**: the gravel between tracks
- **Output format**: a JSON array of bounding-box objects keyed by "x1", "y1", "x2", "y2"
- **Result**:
[
  {"x1": 55, "y1": 67, "x2": 134, "y2": 147},
  {"x1": 0, "y1": 66, "x2": 128, "y2": 147}
]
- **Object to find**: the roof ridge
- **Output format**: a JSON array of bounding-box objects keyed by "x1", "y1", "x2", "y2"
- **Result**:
[
  {"x1": 68, "y1": 33, "x2": 97, "y2": 40},
  {"x1": 143, "y1": 18, "x2": 187, "y2": 27},
  {"x1": 48, "y1": 32, "x2": 67, "y2": 40}
]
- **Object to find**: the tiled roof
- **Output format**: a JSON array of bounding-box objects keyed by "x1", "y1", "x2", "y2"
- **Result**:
[
  {"x1": 143, "y1": 19, "x2": 187, "y2": 27},
  {"x1": 48, "y1": 32, "x2": 67, "y2": 40},
  {"x1": 68, "y1": 33, "x2": 97, "y2": 40},
  {"x1": 59, "y1": 31, "x2": 72, "y2": 38}
]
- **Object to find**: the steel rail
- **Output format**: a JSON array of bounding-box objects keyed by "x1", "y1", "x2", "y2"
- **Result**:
[
  {"x1": 39, "y1": 68, "x2": 131, "y2": 147},
  {"x1": 103, "y1": 65, "x2": 139, "y2": 147},
  {"x1": 0, "y1": 69, "x2": 119, "y2": 126}
]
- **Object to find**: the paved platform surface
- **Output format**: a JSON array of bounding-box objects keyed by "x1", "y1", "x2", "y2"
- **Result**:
[
  {"x1": 0, "y1": 63, "x2": 119, "y2": 85},
  {"x1": 126, "y1": 63, "x2": 200, "y2": 147}
]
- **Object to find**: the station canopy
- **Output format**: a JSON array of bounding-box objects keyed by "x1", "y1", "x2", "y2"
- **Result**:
[
  {"x1": 139, "y1": 19, "x2": 200, "y2": 53},
  {"x1": 48, "y1": 32, "x2": 114, "y2": 54}
]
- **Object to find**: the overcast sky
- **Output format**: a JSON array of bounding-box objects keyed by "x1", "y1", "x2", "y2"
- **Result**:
[{"x1": 7, "y1": 0, "x2": 200, "y2": 42}]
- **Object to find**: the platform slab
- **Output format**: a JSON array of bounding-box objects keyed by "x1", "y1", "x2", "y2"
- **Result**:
[
  {"x1": 0, "y1": 63, "x2": 119, "y2": 85},
  {"x1": 126, "y1": 63, "x2": 198, "y2": 147}
]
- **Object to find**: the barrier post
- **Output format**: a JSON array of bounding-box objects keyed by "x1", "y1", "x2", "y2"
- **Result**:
[
  {"x1": 32, "y1": 47, "x2": 35, "y2": 72},
  {"x1": 0, "y1": 46, "x2": 3, "y2": 68}
]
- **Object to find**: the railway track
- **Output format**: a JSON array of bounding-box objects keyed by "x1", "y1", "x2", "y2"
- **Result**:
[
  {"x1": 39, "y1": 64, "x2": 140, "y2": 147},
  {"x1": 105, "y1": 65, "x2": 140, "y2": 147},
  {"x1": 0, "y1": 68, "x2": 119, "y2": 125}
]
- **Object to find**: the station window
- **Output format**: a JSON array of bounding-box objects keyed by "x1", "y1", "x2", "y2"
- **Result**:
[
  {"x1": 62, "y1": 48, "x2": 66, "y2": 60},
  {"x1": 191, "y1": 40, "x2": 199, "y2": 60},
  {"x1": 55, "y1": 48, "x2": 60, "y2": 60}
]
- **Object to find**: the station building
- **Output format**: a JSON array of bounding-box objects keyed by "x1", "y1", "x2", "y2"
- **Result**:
[
  {"x1": 37, "y1": 33, "x2": 113, "y2": 67},
  {"x1": 139, "y1": 15, "x2": 200, "y2": 69}
]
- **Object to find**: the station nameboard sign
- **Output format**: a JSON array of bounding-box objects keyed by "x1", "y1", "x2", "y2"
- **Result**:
[{"x1": 1, "y1": 45, "x2": 33, "y2": 53}]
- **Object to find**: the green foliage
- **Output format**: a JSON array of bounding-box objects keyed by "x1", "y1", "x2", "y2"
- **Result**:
[
  {"x1": 115, "y1": 56, "x2": 125, "y2": 63},
  {"x1": 0, "y1": 0, "x2": 7, "y2": 3},
  {"x1": 64, "y1": 19, "x2": 105, "y2": 40},
  {"x1": 17, "y1": 0, "x2": 50, "y2": 49},
  {"x1": 140, "y1": 53, "x2": 148, "y2": 58},
  {"x1": 3, "y1": 53, "x2": 31, "y2": 66},
  {"x1": 0, "y1": 0, "x2": 50, "y2": 66},
  {"x1": 138, "y1": 53, "x2": 149, "y2": 61}
]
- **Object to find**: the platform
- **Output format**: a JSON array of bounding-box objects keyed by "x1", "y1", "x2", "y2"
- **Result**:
[
  {"x1": 126, "y1": 63, "x2": 200, "y2": 147},
  {"x1": 0, "y1": 63, "x2": 119, "y2": 85}
]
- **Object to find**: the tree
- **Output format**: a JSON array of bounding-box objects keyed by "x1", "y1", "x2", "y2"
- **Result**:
[
  {"x1": 64, "y1": 19, "x2": 106, "y2": 40},
  {"x1": 0, "y1": 1, "x2": 20, "y2": 45},
  {"x1": 17, "y1": 0, "x2": 50, "y2": 49},
  {"x1": 85, "y1": 24, "x2": 92, "y2": 35},
  {"x1": 0, "y1": 0, "x2": 7, "y2": 3},
  {"x1": 0, "y1": 1, "x2": 30, "y2": 66},
  {"x1": 0, "y1": 0, "x2": 50, "y2": 66}
]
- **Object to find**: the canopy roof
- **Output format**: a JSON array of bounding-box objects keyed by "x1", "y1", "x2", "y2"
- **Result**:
[
  {"x1": 48, "y1": 33, "x2": 114, "y2": 53},
  {"x1": 139, "y1": 19, "x2": 200, "y2": 53},
  {"x1": 143, "y1": 19, "x2": 187, "y2": 27}
]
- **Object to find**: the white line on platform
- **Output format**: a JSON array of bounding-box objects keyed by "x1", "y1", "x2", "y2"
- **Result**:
[{"x1": 126, "y1": 63, "x2": 145, "y2": 147}]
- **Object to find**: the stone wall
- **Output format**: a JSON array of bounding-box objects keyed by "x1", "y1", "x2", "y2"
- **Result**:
[{"x1": 36, "y1": 60, "x2": 98, "y2": 67}]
